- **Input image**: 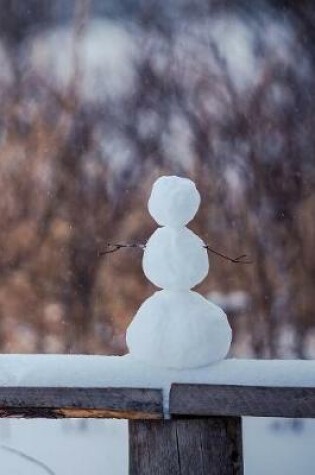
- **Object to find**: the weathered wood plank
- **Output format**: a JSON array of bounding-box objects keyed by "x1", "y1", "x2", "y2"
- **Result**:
[
  {"x1": 129, "y1": 420, "x2": 181, "y2": 475},
  {"x1": 129, "y1": 417, "x2": 243, "y2": 475},
  {"x1": 170, "y1": 384, "x2": 315, "y2": 418},
  {"x1": 0, "y1": 387, "x2": 163, "y2": 419}
]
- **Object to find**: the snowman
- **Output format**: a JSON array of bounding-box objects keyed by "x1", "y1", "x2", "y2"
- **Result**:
[{"x1": 126, "y1": 176, "x2": 232, "y2": 369}]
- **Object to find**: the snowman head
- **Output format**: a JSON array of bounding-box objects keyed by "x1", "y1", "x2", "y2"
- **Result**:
[{"x1": 148, "y1": 176, "x2": 201, "y2": 228}]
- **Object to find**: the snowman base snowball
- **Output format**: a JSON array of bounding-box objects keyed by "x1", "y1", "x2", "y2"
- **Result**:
[
  {"x1": 126, "y1": 176, "x2": 232, "y2": 369},
  {"x1": 127, "y1": 290, "x2": 232, "y2": 369}
]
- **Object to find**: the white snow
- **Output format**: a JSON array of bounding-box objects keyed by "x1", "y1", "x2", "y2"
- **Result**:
[
  {"x1": 126, "y1": 290, "x2": 231, "y2": 368},
  {"x1": 208, "y1": 290, "x2": 251, "y2": 313},
  {"x1": 29, "y1": 20, "x2": 138, "y2": 102},
  {"x1": 1, "y1": 417, "x2": 315, "y2": 475},
  {"x1": 0, "y1": 418, "x2": 128, "y2": 475},
  {"x1": 127, "y1": 175, "x2": 231, "y2": 369},
  {"x1": 0, "y1": 355, "x2": 314, "y2": 413},
  {"x1": 142, "y1": 227, "x2": 209, "y2": 290},
  {"x1": 148, "y1": 176, "x2": 200, "y2": 228},
  {"x1": 0, "y1": 354, "x2": 314, "y2": 473},
  {"x1": 244, "y1": 418, "x2": 315, "y2": 475}
]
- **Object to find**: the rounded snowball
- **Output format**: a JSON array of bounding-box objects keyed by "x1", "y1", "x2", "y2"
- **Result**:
[
  {"x1": 143, "y1": 227, "x2": 209, "y2": 290},
  {"x1": 126, "y1": 290, "x2": 232, "y2": 369},
  {"x1": 148, "y1": 176, "x2": 201, "y2": 227}
]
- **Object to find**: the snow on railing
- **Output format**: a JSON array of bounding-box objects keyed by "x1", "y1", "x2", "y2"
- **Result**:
[{"x1": 0, "y1": 355, "x2": 314, "y2": 474}]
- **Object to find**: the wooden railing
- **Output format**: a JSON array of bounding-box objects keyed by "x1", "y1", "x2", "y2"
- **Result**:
[{"x1": 0, "y1": 384, "x2": 314, "y2": 474}]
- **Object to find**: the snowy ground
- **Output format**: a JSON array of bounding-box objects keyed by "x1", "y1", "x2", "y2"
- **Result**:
[
  {"x1": 0, "y1": 417, "x2": 314, "y2": 475},
  {"x1": 244, "y1": 418, "x2": 315, "y2": 475}
]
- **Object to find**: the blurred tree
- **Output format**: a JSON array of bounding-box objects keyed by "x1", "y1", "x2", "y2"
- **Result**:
[
  {"x1": 0, "y1": 0, "x2": 52, "y2": 45},
  {"x1": 0, "y1": 0, "x2": 314, "y2": 358}
]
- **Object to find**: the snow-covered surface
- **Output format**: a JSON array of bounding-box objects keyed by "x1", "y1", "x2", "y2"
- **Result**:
[
  {"x1": 30, "y1": 20, "x2": 138, "y2": 102},
  {"x1": 0, "y1": 355, "x2": 314, "y2": 413},
  {"x1": 243, "y1": 418, "x2": 315, "y2": 475},
  {"x1": 1, "y1": 417, "x2": 315, "y2": 475},
  {"x1": 0, "y1": 353, "x2": 314, "y2": 473},
  {"x1": 0, "y1": 419, "x2": 128, "y2": 475},
  {"x1": 208, "y1": 290, "x2": 251, "y2": 313}
]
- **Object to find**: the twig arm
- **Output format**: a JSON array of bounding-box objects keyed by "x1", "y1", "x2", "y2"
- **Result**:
[
  {"x1": 98, "y1": 242, "x2": 252, "y2": 264},
  {"x1": 98, "y1": 243, "x2": 146, "y2": 256},
  {"x1": 204, "y1": 245, "x2": 252, "y2": 264}
]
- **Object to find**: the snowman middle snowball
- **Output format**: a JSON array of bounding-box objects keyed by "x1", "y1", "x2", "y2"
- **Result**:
[{"x1": 126, "y1": 176, "x2": 232, "y2": 369}]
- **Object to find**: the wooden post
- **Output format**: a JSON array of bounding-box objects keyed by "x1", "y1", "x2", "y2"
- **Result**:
[{"x1": 129, "y1": 416, "x2": 243, "y2": 475}]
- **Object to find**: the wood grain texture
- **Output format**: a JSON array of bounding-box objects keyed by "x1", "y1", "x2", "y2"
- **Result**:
[
  {"x1": 129, "y1": 417, "x2": 243, "y2": 475},
  {"x1": 170, "y1": 384, "x2": 315, "y2": 418},
  {"x1": 0, "y1": 387, "x2": 163, "y2": 419}
]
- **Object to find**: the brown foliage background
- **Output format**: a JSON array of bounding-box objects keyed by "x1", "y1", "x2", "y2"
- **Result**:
[{"x1": 0, "y1": 0, "x2": 314, "y2": 358}]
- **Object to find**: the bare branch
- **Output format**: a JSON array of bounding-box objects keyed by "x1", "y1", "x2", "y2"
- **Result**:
[
  {"x1": 99, "y1": 242, "x2": 252, "y2": 264},
  {"x1": 204, "y1": 245, "x2": 253, "y2": 264},
  {"x1": 1, "y1": 445, "x2": 55, "y2": 475},
  {"x1": 98, "y1": 243, "x2": 146, "y2": 256}
]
